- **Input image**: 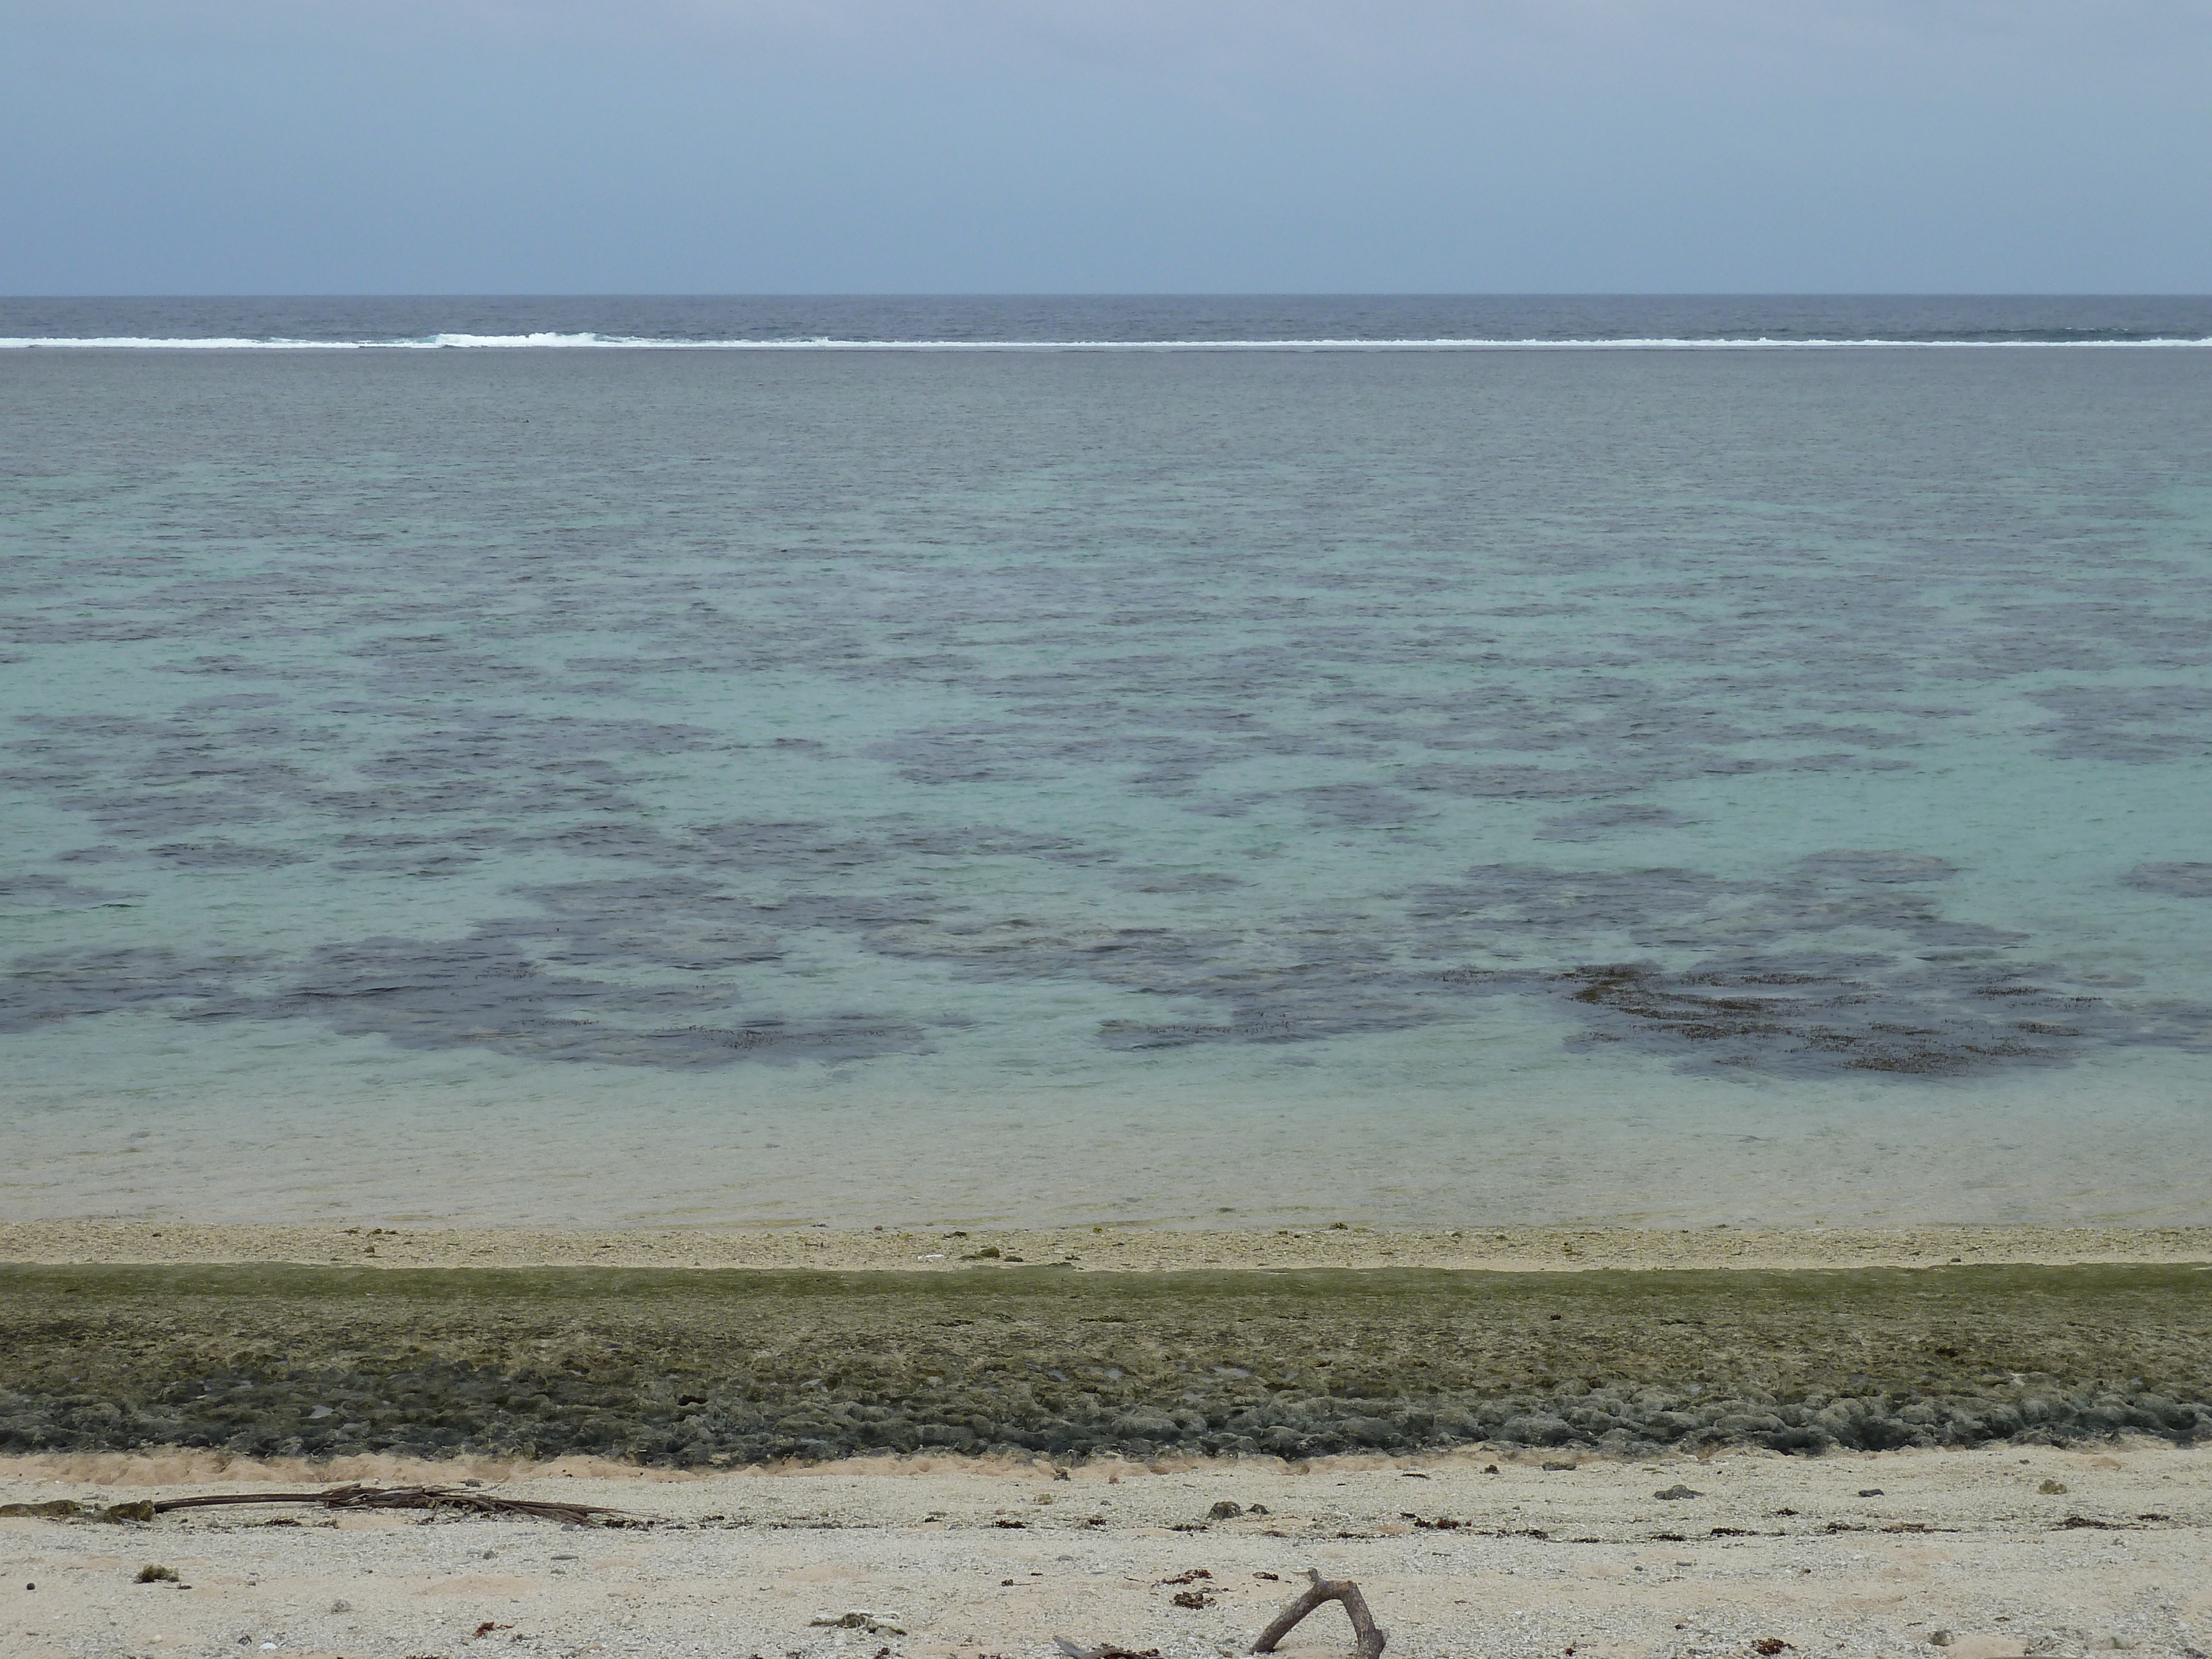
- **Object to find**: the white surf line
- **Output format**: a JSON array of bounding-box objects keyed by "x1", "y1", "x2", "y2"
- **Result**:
[{"x1": 6, "y1": 334, "x2": 2211, "y2": 351}]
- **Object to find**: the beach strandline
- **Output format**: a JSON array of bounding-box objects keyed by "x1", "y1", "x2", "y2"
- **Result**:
[
  {"x1": 9, "y1": 1220, "x2": 2212, "y2": 1274},
  {"x1": 4, "y1": 1222, "x2": 2208, "y2": 1472}
]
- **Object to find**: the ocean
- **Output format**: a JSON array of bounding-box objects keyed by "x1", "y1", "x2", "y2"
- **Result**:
[{"x1": 4, "y1": 296, "x2": 2210, "y2": 1229}]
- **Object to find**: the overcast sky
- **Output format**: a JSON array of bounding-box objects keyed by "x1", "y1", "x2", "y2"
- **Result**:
[{"x1": 5, "y1": 0, "x2": 2209, "y2": 293}]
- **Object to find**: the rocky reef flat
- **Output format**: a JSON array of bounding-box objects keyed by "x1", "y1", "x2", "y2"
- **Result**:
[{"x1": 3, "y1": 1253, "x2": 2207, "y2": 1466}]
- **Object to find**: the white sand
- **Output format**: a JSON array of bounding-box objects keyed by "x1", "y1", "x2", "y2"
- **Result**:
[{"x1": 5, "y1": 1444, "x2": 2207, "y2": 1659}]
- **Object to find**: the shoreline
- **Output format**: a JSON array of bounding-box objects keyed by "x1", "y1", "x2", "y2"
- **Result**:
[{"x1": 8, "y1": 1219, "x2": 2212, "y2": 1272}]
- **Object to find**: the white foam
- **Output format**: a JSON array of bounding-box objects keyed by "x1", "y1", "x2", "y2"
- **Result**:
[{"x1": 4, "y1": 333, "x2": 2210, "y2": 352}]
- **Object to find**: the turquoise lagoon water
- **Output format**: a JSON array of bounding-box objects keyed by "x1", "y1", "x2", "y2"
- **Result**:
[{"x1": 3, "y1": 299, "x2": 2210, "y2": 1227}]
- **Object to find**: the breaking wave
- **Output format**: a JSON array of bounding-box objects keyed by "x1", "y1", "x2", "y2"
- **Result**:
[{"x1": 7, "y1": 332, "x2": 2212, "y2": 351}]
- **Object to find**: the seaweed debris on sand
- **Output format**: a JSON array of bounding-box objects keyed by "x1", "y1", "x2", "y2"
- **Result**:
[{"x1": 3, "y1": 1261, "x2": 2208, "y2": 1465}]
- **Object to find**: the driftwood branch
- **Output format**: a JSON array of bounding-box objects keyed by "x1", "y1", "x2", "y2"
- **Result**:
[
  {"x1": 142, "y1": 1484, "x2": 615, "y2": 1526},
  {"x1": 1251, "y1": 1570, "x2": 1386, "y2": 1659}
]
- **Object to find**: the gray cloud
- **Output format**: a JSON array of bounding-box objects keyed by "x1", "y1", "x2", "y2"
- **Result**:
[{"x1": 3, "y1": 0, "x2": 2208, "y2": 290}]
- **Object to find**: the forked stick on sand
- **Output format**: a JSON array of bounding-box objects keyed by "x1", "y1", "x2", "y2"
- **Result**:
[
  {"x1": 1250, "y1": 1570, "x2": 1387, "y2": 1659},
  {"x1": 1056, "y1": 1569, "x2": 1386, "y2": 1659}
]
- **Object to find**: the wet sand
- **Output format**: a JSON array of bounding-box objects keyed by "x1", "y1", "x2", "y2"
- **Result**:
[{"x1": 6, "y1": 1443, "x2": 2210, "y2": 1659}]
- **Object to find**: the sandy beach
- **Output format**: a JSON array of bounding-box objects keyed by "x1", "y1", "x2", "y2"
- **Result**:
[
  {"x1": 7, "y1": 1442, "x2": 2209, "y2": 1659},
  {"x1": 5, "y1": 1224, "x2": 2208, "y2": 1656}
]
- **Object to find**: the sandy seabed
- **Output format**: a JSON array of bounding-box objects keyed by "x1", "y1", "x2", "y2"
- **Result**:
[{"x1": 6, "y1": 1444, "x2": 2210, "y2": 1659}]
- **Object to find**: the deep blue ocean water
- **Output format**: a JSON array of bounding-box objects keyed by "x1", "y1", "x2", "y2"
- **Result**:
[{"x1": 4, "y1": 298, "x2": 2209, "y2": 1227}]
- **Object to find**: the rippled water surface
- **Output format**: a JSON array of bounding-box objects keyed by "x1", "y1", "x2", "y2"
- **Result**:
[{"x1": 4, "y1": 299, "x2": 2210, "y2": 1227}]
